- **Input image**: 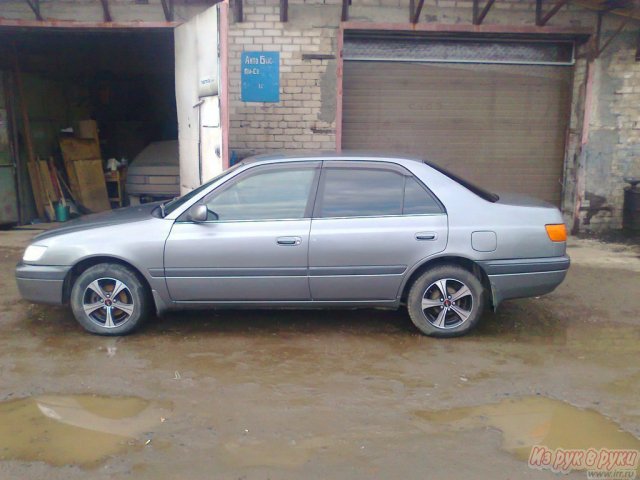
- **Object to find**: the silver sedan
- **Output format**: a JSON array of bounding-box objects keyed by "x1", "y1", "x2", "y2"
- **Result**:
[{"x1": 16, "y1": 154, "x2": 569, "y2": 337}]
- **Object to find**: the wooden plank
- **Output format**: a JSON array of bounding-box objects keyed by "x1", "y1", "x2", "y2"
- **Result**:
[
  {"x1": 75, "y1": 119, "x2": 100, "y2": 142},
  {"x1": 73, "y1": 160, "x2": 111, "y2": 212},
  {"x1": 59, "y1": 137, "x2": 110, "y2": 213},
  {"x1": 60, "y1": 137, "x2": 101, "y2": 162},
  {"x1": 26, "y1": 161, "x2": 45, "y2": 218},
  {"x1": 37, "y1": 159, "x2": 58, "y2": 204}
]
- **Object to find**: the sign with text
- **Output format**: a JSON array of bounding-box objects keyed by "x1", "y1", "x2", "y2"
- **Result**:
[{"x1": 241, "y1": 51, "x2": 279, "y2": 103}]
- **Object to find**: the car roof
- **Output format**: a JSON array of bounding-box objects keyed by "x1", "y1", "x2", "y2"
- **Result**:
[{"x1": 241, "y1": 151, "x2": 425, "y2": 165}]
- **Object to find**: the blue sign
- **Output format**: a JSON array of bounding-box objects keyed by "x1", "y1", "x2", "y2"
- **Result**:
[{"x1": 241, "y1": 51, "x2": 279, "y2": 103}]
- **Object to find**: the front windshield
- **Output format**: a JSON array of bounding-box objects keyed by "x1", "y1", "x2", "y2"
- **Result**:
[{"x1": 163, "y1": 163, "x2": 243, "y2": 216}]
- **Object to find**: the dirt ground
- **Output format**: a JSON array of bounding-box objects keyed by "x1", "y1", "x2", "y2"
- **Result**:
[{"x1": 0, "y1": 231, "x2": 639, "y2": 480}]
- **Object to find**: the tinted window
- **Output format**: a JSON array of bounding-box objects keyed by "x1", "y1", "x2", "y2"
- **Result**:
[
  {"x1": 319, "y1": 168, "x2": 404, "y2": 218},
  {"x1": 206, "y1": 167, "x2": 316, "y2": 221},
  {"x1": 163, "y1": 163, "x2": 242, "y2": 216},
  {"x1": 424, "y1": 160, "x2": 499, "y2": 202},
  {"x1": 403, "y1": 177, "x2": 442, "y2": 215}
]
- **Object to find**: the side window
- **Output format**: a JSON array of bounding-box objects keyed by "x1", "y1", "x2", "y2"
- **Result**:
[
  {"x1": 205, "y1": 167, "x2": 316, "y2": 221},
  {"x1": 403, "y1": 176, "x2": 443, "y2": 215},
  {"x1": 318, "y1": 168, "x2": 404, "y2": 218}
]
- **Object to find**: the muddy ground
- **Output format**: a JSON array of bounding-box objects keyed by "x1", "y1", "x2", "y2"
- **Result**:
[{"x1": 0, "y1": 231, "x2": 639, "y2": 480}]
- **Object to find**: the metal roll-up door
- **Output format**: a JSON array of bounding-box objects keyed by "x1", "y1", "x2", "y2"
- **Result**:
[{"x1": 342, "y1": 37, "x2": 573, "y2": 205}]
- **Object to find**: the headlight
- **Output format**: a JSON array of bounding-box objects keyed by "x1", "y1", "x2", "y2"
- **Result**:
[{"x1": 23, "y1": 245, "x2": 48, "y2": 262}]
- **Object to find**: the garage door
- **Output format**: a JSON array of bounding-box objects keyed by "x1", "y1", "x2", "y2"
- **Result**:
[{"x1": 342, "y1": 38, "x2": 573, "y2": 205}]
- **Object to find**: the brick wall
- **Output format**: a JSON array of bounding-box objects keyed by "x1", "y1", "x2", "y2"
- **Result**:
[{"x1": 228, "y1": 1, "x2": 338, "y2": 157}]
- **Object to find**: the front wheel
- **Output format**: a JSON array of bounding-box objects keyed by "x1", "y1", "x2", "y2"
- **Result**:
[
  {"x1": 70, "y1": 263, "x2": 149, "y2": 336},
  {"x1": 407, "y1": 265, "x2": 485, "y2": 337}
]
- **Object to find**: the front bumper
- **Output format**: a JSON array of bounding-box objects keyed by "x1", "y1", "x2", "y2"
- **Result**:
[
  {"x1": 15, "y1": 262, "x2": 71, "y2": 305},
  {"x1": 478, "y1": 256, "x2": 570, "y2": 307}
]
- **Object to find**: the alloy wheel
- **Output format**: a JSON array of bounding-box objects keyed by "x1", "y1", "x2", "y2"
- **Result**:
[
  {"x1": 420, "y1": 278, "x2": 474, "y2": 330},
  {"x1": 82, "y1": 277, "x2": 135, "y2": 329}
]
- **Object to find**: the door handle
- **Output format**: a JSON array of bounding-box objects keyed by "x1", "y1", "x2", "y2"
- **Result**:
[
  {"x1": 277, "y1": 236, "x2": 302, "y2": 246},
  {"x1": 416, "y1": 232, "x2": 437, "y2": 241}
]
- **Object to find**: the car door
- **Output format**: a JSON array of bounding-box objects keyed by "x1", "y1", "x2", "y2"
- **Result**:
[
  {"x1": 164, "y1": 162, "x2": 320, "y2": 302},
  {"x1": 309, "y1": 162, "x2": 448, "y2": 301}
]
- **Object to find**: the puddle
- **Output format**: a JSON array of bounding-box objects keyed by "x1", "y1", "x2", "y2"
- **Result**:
[
  {"x1": 415, "y1": 396, "x2": 640, "y2": 471},
  {"x1": 0, "y1": 394, "x2": 170, "y2": 467}
]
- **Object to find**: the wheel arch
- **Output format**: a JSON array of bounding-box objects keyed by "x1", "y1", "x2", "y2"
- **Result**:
[
  {"x1": 400, "y1": 255, "x2": 493, "y2": 307},
  {"x1": 62, "y1": 255, "x2": 153, "y2": 305}
]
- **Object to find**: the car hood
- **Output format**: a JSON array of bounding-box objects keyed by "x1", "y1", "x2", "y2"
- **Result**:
[{"x1": 33, "y1": 203, "x2": 161, "y2": 242}]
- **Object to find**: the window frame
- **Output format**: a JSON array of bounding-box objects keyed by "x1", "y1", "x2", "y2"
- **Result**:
[
  {"x1": 177, "y1": 161, "x2": 322, "y2": 223},
  {"x1": 312, "y1": 161, "x2": 445, "y2": 220}
]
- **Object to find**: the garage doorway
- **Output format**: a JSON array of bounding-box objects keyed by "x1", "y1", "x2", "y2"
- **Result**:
[
  {"x1": 341, "y1": 34, "x2": 574, "y2": 205},
  {"x1": 0, "y1": 27, "x2": 177, "y2": 221}
]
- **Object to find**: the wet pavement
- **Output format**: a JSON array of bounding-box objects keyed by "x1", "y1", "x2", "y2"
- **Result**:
[{"x1": 0, "y1": 234, "x2": 639, "y2": 479}]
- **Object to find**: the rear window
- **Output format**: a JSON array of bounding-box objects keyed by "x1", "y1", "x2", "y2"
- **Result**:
[
  {"x1": 424, "y1": 161, "x2": 499, "y2": 203},
  {"x1": 319, "y1": 168, "x2": 404, "y2": 217}
]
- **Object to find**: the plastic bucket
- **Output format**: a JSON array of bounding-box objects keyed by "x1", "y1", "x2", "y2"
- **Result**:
[{"x1": 55, "y1": 202, "x2": 70, "y2": 222}]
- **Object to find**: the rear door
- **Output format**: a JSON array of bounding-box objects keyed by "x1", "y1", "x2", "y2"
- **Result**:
[{"x1": 309, "y1": 162, "x2": 448, "y2": 301}]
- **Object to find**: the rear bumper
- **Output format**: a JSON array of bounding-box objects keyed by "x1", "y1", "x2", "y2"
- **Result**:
[
  {"x1": 15, "y1": 262, "x2": 71, "y2": 305},
  {"x1": 478, "y1": 256, "x2": 570, "y2": 307}
]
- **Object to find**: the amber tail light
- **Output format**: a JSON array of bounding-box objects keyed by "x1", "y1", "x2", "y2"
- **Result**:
[{"x1": 545, "y1": 224, "x2": 567, "y2": 242}]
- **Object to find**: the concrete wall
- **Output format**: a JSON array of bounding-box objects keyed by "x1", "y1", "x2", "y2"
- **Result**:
[{"x1": 581, "y1": 29, "x2": 640, "y2": 230}]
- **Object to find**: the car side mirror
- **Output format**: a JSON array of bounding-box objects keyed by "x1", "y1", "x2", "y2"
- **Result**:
[{"x1": 186, "y1": 204, "x2": 209, "y2": 223}]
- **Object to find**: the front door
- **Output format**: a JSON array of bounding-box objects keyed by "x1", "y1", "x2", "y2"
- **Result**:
[
  {"x1": 164, "y1": 162, "x2": 320, "y2": 302},
  {"x1": 309, "y1": 162, "x2": 448, "y2": 301}
]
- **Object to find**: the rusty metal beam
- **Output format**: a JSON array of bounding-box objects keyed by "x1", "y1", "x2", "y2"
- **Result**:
[
  {"x1": 342, "y1": 20, "x2": 592, "y2": 37},
  {"x1": 233, "y1": 0, "x2": 243, "y2": 22},
  {"x1": 412, "y1": 0, "x2": 425, "y2": 23},
  {"x1": 160, "y1": 0, "x2": 174, "y2": 22},
  {"x1": 473, "y1": 0, "x2": 496, "y2": 25},
  {"x1": 0, "y1": 18, "x2": 179, "y2": 30},
  {"x1": 341, "y1": 0, "x2": 349, "y2": 22},
  {"x1": 280, "y1": 0, "x2": 288, "y2": 22},
  {"x1": 536, "y1": 0, "x2": 569, "y2": 26},
  {"x1": 24, "y1": 0, "x2": 42, "y2": 21},
  {"x1": 410, "y1": 0, "x2": 415, "y2": 23},
  {"x1": 597, "y1": 14, "x2": 630, "y2": 56},
  {"x1": 99, "y1": 0, "x2": 112, "y2": 22}
]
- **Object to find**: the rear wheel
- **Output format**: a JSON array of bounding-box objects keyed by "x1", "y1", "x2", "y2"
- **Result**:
[
  {"x1": 70, "y1": 263, "x2": 149, "y2": 336},
  {"x1": 407, "y1": 265, "x2": 485, "y2": 337}
]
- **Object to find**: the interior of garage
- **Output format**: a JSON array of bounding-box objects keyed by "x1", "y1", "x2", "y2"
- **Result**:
[{"x1": 0, "y1": 27, "x2": 177, "y2": 225}]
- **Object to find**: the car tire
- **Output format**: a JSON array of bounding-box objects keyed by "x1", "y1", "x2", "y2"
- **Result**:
[
  {"x1": 70, "y1": 263, "x2": 149, "y2": 336},
  {"x1": 407, "y1": 265, "x2": 485, "y2": 338}
]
